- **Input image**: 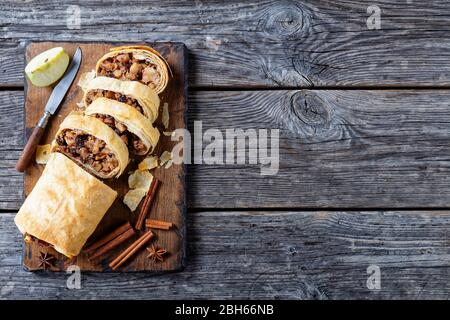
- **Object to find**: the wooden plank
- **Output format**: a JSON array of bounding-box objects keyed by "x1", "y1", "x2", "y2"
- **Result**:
[
  {"x1": 189, "y1": 89, "x2": 450, "y2": 208},
  {"x1": 0, "y1": 211, "x2": 448, "y2": 299},
  {"x1": 6, "y1": 88, "x2": 450, "y2": 209},
  {"x1": 21, "y1": 42, "x2": 187, "y2": 272},
  {"x1": 0, "y1": 42, "x2": 25, "y2": 87},
  {"x1": 3, "y1": 1, "x2": 450, "y2": 87},
  {"x1": 0, "y1": 89, "x2": 23, "y2": 209}
]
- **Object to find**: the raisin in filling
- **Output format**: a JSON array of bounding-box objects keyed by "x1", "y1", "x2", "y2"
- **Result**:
[
  {"x1": 85, "y1": 89, "x2": 144, "y2": 115},
  {"x1": 54, "y1": 129, "x2": 119, "y2": 175},
  {"x1": 93, "y1": 114, "x2": 146, "y2": 154},
  {"x1": 97, "y1": 52, "x2": 161, "y2": 90}
]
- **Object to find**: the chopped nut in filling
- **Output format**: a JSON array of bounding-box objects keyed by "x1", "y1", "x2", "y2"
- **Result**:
[
  {"x1": 93, "y1": 114, "x2": 147, "y2": 154},
  {"x1": 85, "y1": 89, "x2": 144, "y2": 115},
  {"x1": 97, "y1": 53, "x2": 161, "y2": 90},
  {"x1": 54, "y1": 129, "x2": 119, "y2": 175}
]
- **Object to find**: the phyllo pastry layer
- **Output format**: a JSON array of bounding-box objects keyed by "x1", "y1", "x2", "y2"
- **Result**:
[
  {"x1": 15, "y1": 153, "x2": 117, "y2": 258},
  {"x1": 85, "y1": 98, "x2": 160, "y2": 156},
  {"x1": 51, "y1": 113, "x2": 129, "y2": 179},
  {"x1": 83, "y1": 76, "x2": 159, "y2": 123},
  {"x1": 96, "y1": 45, "x2": 170, "y2": 94}
]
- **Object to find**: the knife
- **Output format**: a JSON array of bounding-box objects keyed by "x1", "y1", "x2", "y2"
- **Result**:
[{"x1": 16, "y1": 47, "x2": 82, "y2": 172}]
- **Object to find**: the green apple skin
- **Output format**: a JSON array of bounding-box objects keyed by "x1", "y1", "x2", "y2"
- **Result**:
[{"x1": 25, "y1": 47, "x2": 70, "y2": 87}]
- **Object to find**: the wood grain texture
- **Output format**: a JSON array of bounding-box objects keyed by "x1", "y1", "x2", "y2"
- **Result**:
[
  {"x1": 0, "y1": 88, "x2": 23, "y2": 210},
  {"x1": 189, "y1": 89, "x2": 450, "y2": 208},
  {"x1": 3, "y1": 1, "x2": 450, "y2": 87},
  {"x1": 22, "y1": 42, "x2": 187, "y2": 272},
  {"x1": 0, "y1": 0, "x2": 448, "y2": 299},
  {"x1": 5, "y1": 89, "x2": 450, "y2": 209},
  {"x1": 0, "y1": 211, "x2": 449, "y2": 299}
]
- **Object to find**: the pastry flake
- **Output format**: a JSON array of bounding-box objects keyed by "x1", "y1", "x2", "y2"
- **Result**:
[
  {"x1": 159, "y1": 151, "x2": 172, "y2": 167},
  {"x1": 123, "y1": 170, "x2": 154, "y2": 212},
  {"x1": 128, "y1": 169, "x2": 153, "y2": 190},
  {"x1": 138, "y1": 155, "x2": 159, "y2": 171},
  {"x1": 123, "y1": 188, "x2": 147, "y2": 212},
  {"x1": 35, "y1": 144, "x2": 51, "y2": 164}
]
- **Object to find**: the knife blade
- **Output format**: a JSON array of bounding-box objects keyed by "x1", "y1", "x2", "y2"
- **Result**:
[
  {"x1": 16, "y1": 47, "x2": 82, "y2": 172},
  {"x1": 44, "y1": 47, "x2": 82, "y2": 116}
]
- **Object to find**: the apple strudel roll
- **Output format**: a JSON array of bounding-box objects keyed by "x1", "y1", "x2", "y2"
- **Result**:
[
  {"x1": 51, "y1": 113, "x2": 129, "y2": 179},
  {"x1": 96, "y1": 45, "x2": 170, "y2": 94},
  {"x1": 83, "y1": 76, "x2": 159, "y2": 123},
  {"x1": 85, "y1": 98, "x2": 160, "y2": 155},
  {"x1": 15, "y1": 153, "x2": 117, "y2": 258}
]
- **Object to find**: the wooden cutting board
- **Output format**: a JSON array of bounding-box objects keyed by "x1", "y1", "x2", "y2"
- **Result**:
[{"x1": 21, "y1": 42, "x2": 187, "y2": 272}]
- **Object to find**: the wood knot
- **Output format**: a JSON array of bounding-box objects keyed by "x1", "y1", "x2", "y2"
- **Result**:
[
  {"x1": 291, "y1": 91, "x2": 330, "y2": 128},
  {"x1": 258, "y1": 1, "x2": 308, "y2": 39}
]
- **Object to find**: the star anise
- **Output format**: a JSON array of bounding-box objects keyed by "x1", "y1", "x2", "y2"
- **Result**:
[
  {"x1": 146, "y1": 245, "x2": 167, "y2": 262},
  {"x1": 38, "y1": 251, "x2": 55, "y2": 270}
]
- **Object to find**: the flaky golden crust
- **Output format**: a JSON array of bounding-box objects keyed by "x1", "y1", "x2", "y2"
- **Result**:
[
  {"x1": 95, "y1": 46, "x2": 170, "y2": 94},
  {"x1": 14, "y1": 153, "x2": 117, "y2": 257},
  {"x1": 83, "y1": 77, "x2": 160, "y2": 123},
  {"x1": 85, "y1": 98, "x2": 160, "y2": 155},
  {"x1": 51, "y1": 113, "x2": 129, "y2": 179}
]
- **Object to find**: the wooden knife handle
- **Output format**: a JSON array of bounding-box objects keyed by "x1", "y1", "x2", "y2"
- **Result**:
[{"x1": 15, "y1": 126, "x2": 45, "y2": 172}]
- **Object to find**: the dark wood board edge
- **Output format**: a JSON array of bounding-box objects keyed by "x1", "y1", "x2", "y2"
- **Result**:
[
  {"x1": 178, "y1": 43, "x2": 188, "y2": 272},
  {"x1": 21, "y1": 41, "x2": 188, "y2": 273}
]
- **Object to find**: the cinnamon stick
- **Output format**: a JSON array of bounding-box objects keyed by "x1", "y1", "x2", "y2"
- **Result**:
[
  {"x1": 109, "y1": 231, "x2": 154, "y2": 270},
  {"x1": 88, "y1": 228, "x2": 136, "y2": 261},
  {"x1": 135, "y1": 178, "x2": 160, "y2": 230},
  {"x1": 145, "y1": 219, "x2": 174, "y2": 230},
  {"x1": 84, "y1": 222, "x2": 133, "y2": 255}
]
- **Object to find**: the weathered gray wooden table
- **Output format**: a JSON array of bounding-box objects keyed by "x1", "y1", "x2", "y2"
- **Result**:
[{"x1": 0, "y1": 0, "x2": 449, "y2": 299}]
